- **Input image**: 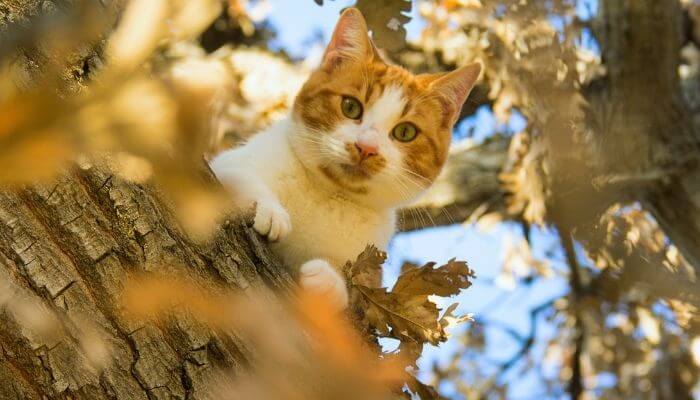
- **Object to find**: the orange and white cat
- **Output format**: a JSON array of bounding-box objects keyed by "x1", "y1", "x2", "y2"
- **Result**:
[{"x1": 210, "y1": 8, "x2": 480, "y2": 309}]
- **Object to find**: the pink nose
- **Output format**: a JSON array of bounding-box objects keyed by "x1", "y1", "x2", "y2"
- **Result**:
[{"x1": 355, "y1": 141, "x2": 378, "y2": 159}]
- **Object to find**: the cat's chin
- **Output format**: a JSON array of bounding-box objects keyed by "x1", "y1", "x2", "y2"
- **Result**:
[
  {"x1": 316, "y1": 162, "x2": 406, "y2": 208},
  {"x1": 338, "y1": 163, "x2": 372, "y2": 180},
  {"x1": 316, "y1": 163, "x2": 374, "y2": 196}
]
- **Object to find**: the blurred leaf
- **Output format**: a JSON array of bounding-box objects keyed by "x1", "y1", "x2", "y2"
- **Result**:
[
  {"x1": 106, "y1": 0, "x2": 221, "y2": 71},
  {"x1": 296, "y1": 291, "x2": 405, "y2": 387},
  {"x1": 636, "y1": 307, "x2": 661, "y2": 345},
  {"x1": 405, "y1": 377, "x2": 446, "y2": 400},
  {"x1": 105, "y1": 0, "x2": 169, "y2": 70},
  {"x1": 314, "y1": 0, "x2": 411, "y2": 51},
  {"x1": 355, "y1": 0, "x2": 411, "y2": 51},
  {"x1": 692, "y1": 336, "x2": 700, "y2": 367},
  {"x1": 122, "y1": 274, "x2": 239, "y2": 329},
  {"x1": 0, "y1": 132, "x2": 75, "y2": 184}
]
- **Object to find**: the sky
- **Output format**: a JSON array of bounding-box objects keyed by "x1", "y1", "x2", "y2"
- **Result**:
[
  {"x1": 257, "y1": 0, "x2": 599, "y2": 398},
  {"x1": 265, "y1": 0, "x2": 425, "y2": 58}
]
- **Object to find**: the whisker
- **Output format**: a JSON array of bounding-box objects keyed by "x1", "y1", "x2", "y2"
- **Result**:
[
  {"x1": 390, "y1": 172, "x2": 430, "y2": 229},
  {"x1": 392, "y1": 183, "x2": 424, "y2": 229},
  {"x1": 394, "y1": 171, "x2": 442, "y2": 229},
  {"x1": 398, "y1": 166, "x2": 432, "y2": 185},
  {"x1": 397, "y1": 169, "x2": 457, "y2": 227}
]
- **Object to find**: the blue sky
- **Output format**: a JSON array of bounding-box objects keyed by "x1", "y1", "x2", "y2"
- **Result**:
[
  {"x1": 266, "y1": 0, "x2": 425, "y2": 58},
  {"x1": 259, "y1": 0, "x2": 599, "y2": 397}
]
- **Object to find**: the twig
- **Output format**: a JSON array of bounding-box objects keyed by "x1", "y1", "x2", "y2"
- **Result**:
[
  {"x1": 477, "y1": 297, "x2": 557, "y2": 399},
  {"x1": 558, "y1": 226, "x2": 585, "y2": 400}
]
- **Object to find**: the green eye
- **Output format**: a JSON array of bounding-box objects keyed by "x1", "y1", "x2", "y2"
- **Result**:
[
  {"x1": 392, "y1": 122, "x2": 418, "y2": 142},
  {"x1": 341, "y1": 96, "x2": 363, "y2": 120}
]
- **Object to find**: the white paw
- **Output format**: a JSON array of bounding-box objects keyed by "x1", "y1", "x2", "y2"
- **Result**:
[
  {"x1": 300, "y1": 259, "x2": 349, "y2": 310},
  {"x1": 253, "y1": 200, "x2": 291, "y2": 242}
]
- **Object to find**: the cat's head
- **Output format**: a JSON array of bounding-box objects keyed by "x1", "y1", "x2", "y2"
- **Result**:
[{"x1": 290, "y1": 8, "x2": 480, "y2": 208}]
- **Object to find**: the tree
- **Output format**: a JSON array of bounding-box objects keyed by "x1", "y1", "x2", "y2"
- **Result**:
[
  {"x1": 1, "y1": 0, "x2": 700, "y2": 399},
  {"x1": 402, "y1": 0, "x2": 700, "y2": 398},
  {"x1": 0, "y1": 1, "x2": 294, "y2": 398},
  {"x1": 0, "y1": 164, "x2": 294, "y2": 398}
]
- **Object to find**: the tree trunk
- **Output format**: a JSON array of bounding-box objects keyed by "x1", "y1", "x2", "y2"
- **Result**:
[
  {"x1": 0, "y1": 163, "x2": 292, "y2": 399},
  {"x1": 594, "y1": 0, "x2": 700, "y2": 273},
  {"x1": 406, "y1": 1, "x2": 700, "y2": 286}
]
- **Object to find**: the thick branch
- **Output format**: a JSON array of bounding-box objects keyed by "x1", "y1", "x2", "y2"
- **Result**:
[{"x1": 593, "y1": 0, "x2": 700, "y2": 274}]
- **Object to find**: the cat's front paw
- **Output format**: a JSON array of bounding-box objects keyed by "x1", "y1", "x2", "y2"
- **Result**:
[
  {"x1": 253, "y1": 200, "x2": 291, "y2": 242},
  {"x1": 300, "y1": 259, "x2": 349, "y2": 311}
]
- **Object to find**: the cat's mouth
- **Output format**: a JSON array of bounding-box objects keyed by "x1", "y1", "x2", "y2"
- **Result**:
[
  {"x1": 335, "y1": 143, "x2": 386, "y2": 179},
  {"x1": 339, "y1": 162, "x2": 372, "y2": 179}
]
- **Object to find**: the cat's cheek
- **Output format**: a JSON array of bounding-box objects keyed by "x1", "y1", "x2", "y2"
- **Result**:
[{"x1": 333, "y1": 122, "x2": 362, "y2": 146}]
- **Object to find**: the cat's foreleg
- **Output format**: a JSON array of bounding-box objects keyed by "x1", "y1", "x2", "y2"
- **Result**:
[
  {"x1": 215, "y1": 169, "x2": 291, "y2": 242},
  {"x1": 299, "y1": 259, "x2": 349, "y2": 310}
]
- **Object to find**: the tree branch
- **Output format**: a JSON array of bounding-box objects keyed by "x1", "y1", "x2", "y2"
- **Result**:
[
  {"x1": 559, "y1": 227, "x2": 584, "y2": 400},
  {"x1": 477, "y1": 298, "x2": 556, "y2": 399}
]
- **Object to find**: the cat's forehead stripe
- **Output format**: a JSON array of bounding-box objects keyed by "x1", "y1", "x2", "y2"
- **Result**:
[
  {"x1": 367, "y1": 85, "x2": 406, "y2": 122},
  {"x1": 401, "y1": 99, "x2": 413, "y2": 118},
  {"x1": 360, "y1": 67, "x2": 423, "y2": 119}
]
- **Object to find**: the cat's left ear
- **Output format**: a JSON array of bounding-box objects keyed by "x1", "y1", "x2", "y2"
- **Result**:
[
  {"x1": 322, "y1": 8, "x2": 374, "y2": 70},
  {"x1": 428, "y1": 62, "x2": 482, "y2": 119}
]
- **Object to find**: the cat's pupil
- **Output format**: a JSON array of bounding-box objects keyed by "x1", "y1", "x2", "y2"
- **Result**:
[
  {"x1": 341, "y1": 96, "x2": 363, "y2": 120},
  {"x1": 392, "y1": 122, "x2": 418, "y2": 142}
]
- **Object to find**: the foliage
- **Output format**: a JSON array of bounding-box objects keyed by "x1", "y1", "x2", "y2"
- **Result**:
[
  {"x1": 403, "y1": 1, "x2": 700, "y2": 398},
  {"x1": 348, "y1": 246, "x2": 473, "y2": 365},
  {"x1": 313, "y1": 0, "x2": 412, "y2": 50}
]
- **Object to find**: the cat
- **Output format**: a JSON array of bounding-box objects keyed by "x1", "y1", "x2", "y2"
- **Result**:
[{"x1": 210, "y1": 8, "x2": 481, "y2": 310}]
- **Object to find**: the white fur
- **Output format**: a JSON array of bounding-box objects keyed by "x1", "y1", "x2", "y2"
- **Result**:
[
  {"x1": 300, "y1": 259, "x2": 348, "y2": 310},
  {"x1": 210, "y1": 86, "x2": 425, "y2": 307}
]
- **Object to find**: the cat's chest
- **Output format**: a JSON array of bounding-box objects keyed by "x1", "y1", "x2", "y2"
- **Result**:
[{"x1": 270, "y1": 174, "x2": 394, "y2": 268}]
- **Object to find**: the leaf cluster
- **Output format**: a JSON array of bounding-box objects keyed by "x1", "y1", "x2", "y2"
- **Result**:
[
  {"x1": 314, "y1": 0, "x2": 412, "y2": 51},
  {"x1": 346, "y1": 246, "x2": 475, "y2": 398}
]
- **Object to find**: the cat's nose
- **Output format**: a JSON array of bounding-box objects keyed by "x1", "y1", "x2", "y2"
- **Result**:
[{"x1": 354, "y1": 141, "x2": 378, "y2": 159}]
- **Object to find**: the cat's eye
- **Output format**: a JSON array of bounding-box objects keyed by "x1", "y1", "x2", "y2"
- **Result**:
[
  {"x1": 392, "y1": 122, "x2": 418, "y2": 142},
  {"x1": 341, "y1": 96, "x2": 363, "y2": 120}
]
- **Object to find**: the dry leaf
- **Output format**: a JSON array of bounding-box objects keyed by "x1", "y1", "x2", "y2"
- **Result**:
[
  {"x1": 347, "y1": 245, "x2": 474, "y2": 393},
  {"x1": 393, "y1": 259, "x2": 474, "y2": 297}
]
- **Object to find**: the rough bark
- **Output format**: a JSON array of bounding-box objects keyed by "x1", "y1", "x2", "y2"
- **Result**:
[{"x1": 0, "y1": 163, "x2": 292, "y2": 399}]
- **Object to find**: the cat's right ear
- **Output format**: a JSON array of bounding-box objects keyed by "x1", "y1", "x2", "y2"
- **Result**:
[{"x1": 322, "y1": 8, "x2": 373, "y2": 70}]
